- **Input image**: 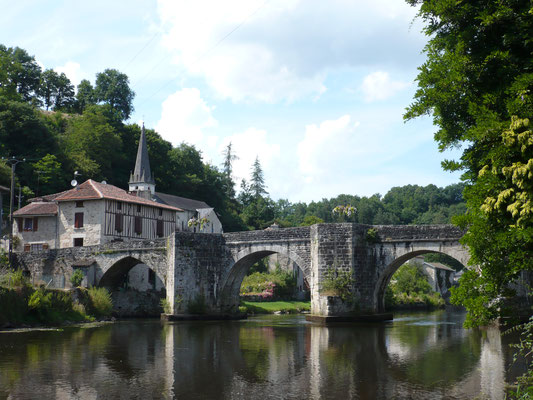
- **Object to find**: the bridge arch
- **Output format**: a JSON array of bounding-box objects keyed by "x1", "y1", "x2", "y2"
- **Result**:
[
  {"x1": 218, "y1": 244, "x2": 311, "y2": 313},
  {"x1": 98, "y1": 256, "x2": 164, "y2": 290},
  {"x1": 373, "y1": 248, "x2": 468, "y2": 312}
]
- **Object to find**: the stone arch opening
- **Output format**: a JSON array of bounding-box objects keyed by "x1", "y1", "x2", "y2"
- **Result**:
[
  {"x1": 374, "y1": 250, "x2": 467, "y2": 312},
  {"x1": 219, "y1": 248, "x2": 310, "y2": 313},
  {"x1": 99, "y1": 256, "x2": 166, "y2": 317}
]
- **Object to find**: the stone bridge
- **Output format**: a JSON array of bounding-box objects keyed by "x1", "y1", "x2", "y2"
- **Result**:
[{"x1": 15, "y1": 223, "x2": 467, "y2": 316}]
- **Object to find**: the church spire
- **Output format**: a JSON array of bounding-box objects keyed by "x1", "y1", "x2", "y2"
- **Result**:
[{"x1": 129, "y1": 122, "x2": 155, "y2": 197}]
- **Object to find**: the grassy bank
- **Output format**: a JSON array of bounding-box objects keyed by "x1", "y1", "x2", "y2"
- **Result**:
[
  {"x1": 239, "y1": 301, "x2": 310, "y2": 314},
  {"x1": 0, "y1": 269, "x2": 113, "y2": 328}
]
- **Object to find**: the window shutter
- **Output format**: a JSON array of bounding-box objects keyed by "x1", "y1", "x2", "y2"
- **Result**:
[
  {"x1": 115, "y1": 214, "x2": 123, "y2": 232},
  {"x1": 24, "y1": 244, "x2": 30, "y2": 252},
  {"x1": 156, "y1": 219, "x2": 164, "y2": 237},
  {"x1": 74, "y1": 213, "x2": 84, "y2": 228},
  {"x1": 43, "y1": 243, "x2": 49, "y2": 250},
  {"x1": 135, "y1": 216, "x2": 142, "y2": 234},
  {"x1": 33, "y1": 217, "x2": 38, "y2": 231},
  {"x1": 16, "y1": 218, "x2": 23, "y2": 232}
]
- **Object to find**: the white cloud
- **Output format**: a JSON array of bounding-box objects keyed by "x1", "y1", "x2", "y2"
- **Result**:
[
  {"x1": 55, "y1": 61, "x2": 83, "y2": 86},
  {"x1": 156, "y1": 0, "x2": 424, "y2": 103},
  {"x1": 361, "y1": 71, "x2": 410, "y2": 102},
  {"x1": 219, "y1": 128, "x2": 281, "y2": 185},
  {"x1": 297, "y1": 115, "x2": 359, "y2": 182},
  {"x1": 155, "y1": 88, "x2": 217, "y2": 146}
]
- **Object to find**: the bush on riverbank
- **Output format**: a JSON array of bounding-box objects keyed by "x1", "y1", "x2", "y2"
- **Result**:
[
  {"x1": 385, "y1": 263, "x2": 445, "y2": 310},
  {"x1": 0, "y1": 269, "x2": 113, "y2": 327},
  {"x1": 240, "y1": 270, "x2": 296, "y2": 300},
  {"x1": 239, "y1": 301, "x2": 310, "y2": 314}
]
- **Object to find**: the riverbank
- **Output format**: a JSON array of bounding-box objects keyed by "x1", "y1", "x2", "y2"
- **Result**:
[
  {"x1": 0, "y1": 270, "x2": 113, "y2": 329},
  {"x1": 239, "y1": 300, "x2": 311, "y2": 314}
]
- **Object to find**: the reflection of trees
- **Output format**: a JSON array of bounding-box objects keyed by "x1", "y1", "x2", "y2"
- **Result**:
[{"x1": 0, "y1": 314, "x2": 522, "y2": 399}]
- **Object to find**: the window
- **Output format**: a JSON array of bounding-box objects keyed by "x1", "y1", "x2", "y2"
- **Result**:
[
  {"x1": 134, "y1": 216, "x2": 142, "y2": 234},
  {"x1": 159, "y1": 208, "x2": 163, "y2": 217},
  {"x1": 156, "y1": 219, "x2": 164, "y2": 237},
  {"x1": 75, "y1": 201, "x2": 84, "y2": 208},
  {"x1": 74, "y1": 213, "x2": 84, "y2": 228},
  {"x1": 30, "y1": 243, "x2": 43, "y2": 252},
  {"x1": 137, "y1": 204, "x2": 141, "y2": 213},
  {"x1": 73, "y1": 238, "x2": 84, "y2": 247},
  {"x1": 117, "y1": 202, "x2": 122, "y2": 211},
  {"x1": 115, "y1": 214, "x2": 123, "y2": 232},
  {"x1": 23, "y1": 218, "x2": 33, "y2": 231}
]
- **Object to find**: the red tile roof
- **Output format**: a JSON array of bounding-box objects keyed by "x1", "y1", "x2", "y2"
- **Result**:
[
  {"x1": 14, "y1": 202, "x2": 58, "y2": 216},
  {"x1": 54, "y1": 180, "x2": 183, "y2": 211}
]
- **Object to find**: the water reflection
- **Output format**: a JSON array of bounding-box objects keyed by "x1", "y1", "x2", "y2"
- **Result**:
[{"x1": 0, "y1": 311, "x2": 525, "y2": 399}]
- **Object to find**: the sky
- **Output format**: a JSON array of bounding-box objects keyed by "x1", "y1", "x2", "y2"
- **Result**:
[{"x1": 0, "y1": 0, "x2": 463, "y2": 203}]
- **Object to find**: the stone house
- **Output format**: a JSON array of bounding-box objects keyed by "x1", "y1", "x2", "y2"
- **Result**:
[{"x1": 13, "y1": 179, "x2": 181, "y2": 251}]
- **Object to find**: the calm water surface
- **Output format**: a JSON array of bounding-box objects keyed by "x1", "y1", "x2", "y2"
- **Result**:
[{"x1": 0, "y1": 310, "x2": 526, "y2": 399}]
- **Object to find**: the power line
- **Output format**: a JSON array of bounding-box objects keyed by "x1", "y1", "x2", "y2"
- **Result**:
[
  {"x1": 123, "y1": 31, "x2": 161, "y2": 71},
  {"x1": 135, "y1": 0, "x2": 271, "y2": 109}
]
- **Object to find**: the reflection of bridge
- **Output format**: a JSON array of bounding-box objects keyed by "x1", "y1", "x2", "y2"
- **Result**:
[{"x1": 15, "y1": 223, "x2": 468, "y2": 316}]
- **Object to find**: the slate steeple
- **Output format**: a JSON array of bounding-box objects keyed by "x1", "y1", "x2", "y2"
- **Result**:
[{"x1": 129, "y1": 123, "x2": 155, "y2": 198}]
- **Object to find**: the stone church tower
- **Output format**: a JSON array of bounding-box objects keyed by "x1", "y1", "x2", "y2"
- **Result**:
[{"x1": 129, "y1": 123, "x2": 155, "y2": 200}]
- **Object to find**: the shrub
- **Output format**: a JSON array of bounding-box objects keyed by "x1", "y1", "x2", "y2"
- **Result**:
[
  {"x1": 366, "y1": 228, "x2": 380, "y2": 243},
  {"x1": 0, "y1": 269, "x2": 30, "y2": 289},
  {"x1": 240, "y1": 270, "x2": 296, "y2": 300},
  {"x1": 70, "y1": 269, "x2": 84, "y2": 287},
  {"x1": 160, "y1": 298, "x2": 171, "y2": 314},
  {"x1": 320, "y1": 266, "x2": 355, "y2": 303},
  {"x1": 88, "y1": 287, "x2": 113, "y2": 317},
  {"x1": 28, "y1": 288, "x2": 53, "y2": 321}
]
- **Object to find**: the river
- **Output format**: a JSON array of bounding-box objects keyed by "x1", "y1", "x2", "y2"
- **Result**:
[{"x1": 0, "y1": 310, "x2": 526, "y2": 399}]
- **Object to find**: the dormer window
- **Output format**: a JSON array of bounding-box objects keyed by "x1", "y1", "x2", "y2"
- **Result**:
[{"x1": 76, "y1": 201, "x2": 84, "y2": 208}]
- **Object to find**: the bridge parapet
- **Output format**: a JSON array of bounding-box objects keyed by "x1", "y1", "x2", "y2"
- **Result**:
[{"x1": 372, "y1": 224, "x2": 464, "y2": 242}]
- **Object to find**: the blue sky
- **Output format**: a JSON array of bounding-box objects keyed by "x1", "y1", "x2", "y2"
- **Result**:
[{"x1": 0, "y1": 0, "x2": 462, "y2": 203}]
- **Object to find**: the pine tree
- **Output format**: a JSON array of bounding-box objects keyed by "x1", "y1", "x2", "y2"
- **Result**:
[{"x1": 250, "y1": 156, "x2": 267, "y2": 198}]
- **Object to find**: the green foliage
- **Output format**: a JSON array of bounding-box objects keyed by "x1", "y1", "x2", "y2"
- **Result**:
[
  {"x1": 405, "y1": 0, "x2": 533, "y2": 326},
  {"x1": 320, "y1": 266, "x2": 355, "y2": 303},
  {"x1": 160, "y1": 298, "x2": 171, "y2": 314},
  {"x1": 0, "y1": 268, "x2": 29, "y2": 289},
  {"x1": 300, "y1": 215, "x2": 324, "y2": 226},
  {"x1": 87, "y1": 287, "x2": 113, "y2": 317},
  {"x1": 70, "y1": 270, "x2": 84, "y2": 287},
  {"x1": 187, "y1": 294, "x2": 207, "y2": 314},
  {"x1": 393, "y1": 263, "x2": 433, "y2": 296},
  {"x1": 506, "y1": 315, "x2": 533, "y2": 399},
  {"x1": 94, "y1": 69, "x2": 135, "y2": 120},
  {"x1": 240, "y1": 270, "x2": 296, "y2": 300},
  {"x1": 386, "y1": 263, "x2": 445, "y2": 309},
  {"x1": 366, "y1": 228, "x2": 379, "y2": 243}
]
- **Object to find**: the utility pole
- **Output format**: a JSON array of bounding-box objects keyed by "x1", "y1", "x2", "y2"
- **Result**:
[{"x1": 2, "y1": 157, "x2": 26, "y2": 268}]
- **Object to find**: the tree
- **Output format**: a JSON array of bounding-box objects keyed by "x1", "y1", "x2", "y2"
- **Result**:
[
  {"x1": 38, "y1": 70, "x2": 75, "y2": 111},
  {"x1": 250, "y1": 156, "x2": 267, "y2": 198},
  {"x1": 75, "y1": 79, "x2": 96, "y2": 113},
  {"x1": 405, "y1": 0, "x2": 533, "y2": 326},
  {"x1": 0, "y1": 45, "x2": 41, "y2": 103},
  {"x1": 221, "y1": 142, "x2": 238, "y2": 198},
  {"x1": 94, "y1": 69, "x2": 135, "y2": 120}
]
